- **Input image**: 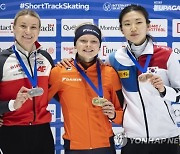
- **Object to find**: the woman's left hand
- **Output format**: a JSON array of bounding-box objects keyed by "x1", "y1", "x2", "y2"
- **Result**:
[
  {"x1": 149, "y1": 75, "x2": 165, "y2": 92},
  {"x1": 102, "y1": 101, "x2": 115, "y2": 119}
]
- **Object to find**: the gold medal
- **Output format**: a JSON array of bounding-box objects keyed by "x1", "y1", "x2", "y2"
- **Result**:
[{"x1": 92, "y1": 97, "x2": 108, "y2": 107}]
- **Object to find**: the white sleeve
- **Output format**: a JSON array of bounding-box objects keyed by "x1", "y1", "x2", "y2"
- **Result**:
[{"x1": 163, "y1": 51, "x2": 180, "y2": 103}]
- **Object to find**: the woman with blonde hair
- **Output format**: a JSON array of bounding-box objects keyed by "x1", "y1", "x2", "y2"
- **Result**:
[{"x1": 0, "y1": 9, "x2": 54, "y2": 154}]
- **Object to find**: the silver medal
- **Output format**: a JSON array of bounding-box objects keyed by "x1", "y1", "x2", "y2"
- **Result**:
[{"x1": 28, "y1": 87, "x2": 44, "y2": 97}]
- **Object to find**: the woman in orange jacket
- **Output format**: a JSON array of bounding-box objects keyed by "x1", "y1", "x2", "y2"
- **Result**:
[{"x1": 48, "y1": 23, "x2": 124, "y2": 154}]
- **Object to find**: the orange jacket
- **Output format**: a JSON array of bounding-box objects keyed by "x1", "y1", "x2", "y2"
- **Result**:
[{"x1": 48, "y1": 61, "x2": 123, "y2": 150}]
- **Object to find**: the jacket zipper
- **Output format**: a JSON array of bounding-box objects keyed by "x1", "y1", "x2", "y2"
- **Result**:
[
  {"x1": 84, "y1": 73, "x2": 92, "y2": 149},
  {"x1": 87, "y1": 109, "x2": 92, "y2": 149},
  {"x1": 27, "y1": 57, "x2": 36, "y2": 122},
  {"x1": 136, "y1": 71, "x2": 149, "y2": 139}
]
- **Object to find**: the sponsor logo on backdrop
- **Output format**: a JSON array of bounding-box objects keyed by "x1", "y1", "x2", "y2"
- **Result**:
[
  {"x1": 0, "y1": 3, "x2": 6, "y2": 10},
  {"x1": 177, "y1": 23, "x2": 180, "y2": 33},
  {"x1": 0, "y1": 19, "x2": 56, "y2": 37},
  {"x1": 172, "y1": 19, "x2": 180, "y2": 37},
  {"x1": 0, "y1": 19, "x2": 14, "y2": 36},
  {"x1": 61, "y1": 42, "x2": 76, "y2": 59},
  {"x1": 63, "y1": 47, "x2": 74, "y2": 54},
  {"x1": 19, "y1": 2, "x2": 89, "y2": 11},
  {"x1": 61, "y1": 19, "x2": 94, "y2": 36},
  {"x1": 153, "y1": 1, "x2": 180, "y2": 11},
  {"x1": 39, "y1": 19, "x2": 56, "y2": 37},
  {"x1": 47, "y1": 104, "x2": 56, "y2": 122},
  {"x1": 103, "y1": 2, "x2": 130, "y2": 11},
  {"x1": 174, "y1": 48, "x2": 180, "y2": 54},
  {"x1": 40, "y1": 42, "x2": 56, "y2": 60},
  {"x1": 172, "y1": 42, "x2": 180, "y2": 54},
  {"x1": 99, "y1": 42, "x2": 125, "y2": 60},
  {"x1": 102, "y1": 45, "x2": 117, "y2": 56},
  {"x1": 63, "y1": 24, "x2": 76, "y2": 32},
  {"x1": 98, "y1": 19, "x2": 123, "y2": 37},
  {"x1": 149, "y1": 19, "x2": 167, "y2": 37}
]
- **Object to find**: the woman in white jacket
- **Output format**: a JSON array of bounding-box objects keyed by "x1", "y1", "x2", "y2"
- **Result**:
[{"x1": 108, "y1": 4, "x2": 180, "y2": 154}]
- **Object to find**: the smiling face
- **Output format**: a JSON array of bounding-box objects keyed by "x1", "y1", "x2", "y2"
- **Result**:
[
  {"x1": 75, "y1": 34, "x2": 100, "y2": 62},
  {"x1": 13, "y1": 15, "x2": 40, "y2": 52},
  {"x1": 121, "y1": 11, "x2": 150, "y2": 45}
]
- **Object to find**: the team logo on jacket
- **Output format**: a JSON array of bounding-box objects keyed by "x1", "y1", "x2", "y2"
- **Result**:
[
  {"x1": 118, "y1": 70, "x2": 129, "y2": 78},
  {"x1": 62, "y1": 77, "x2": 82, "y2": 82}
]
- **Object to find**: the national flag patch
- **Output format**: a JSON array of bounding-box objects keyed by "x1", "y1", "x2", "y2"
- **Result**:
[{"x1": 147, "y1": 67, "x2": 158, "y2": 74}]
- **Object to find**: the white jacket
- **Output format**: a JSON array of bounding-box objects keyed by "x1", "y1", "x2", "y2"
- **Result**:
[{"x1": 108, "y1": 39, "x2": 180, "y2": 139}]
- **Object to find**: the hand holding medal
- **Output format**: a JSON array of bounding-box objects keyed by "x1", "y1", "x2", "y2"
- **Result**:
[
  {"x1": 92, "y1": 97, "x2": 108, "y2": 107},
  {"x1": 138, "y1": 73, "x2": 153, "y2": 82},
  {"x1": 92, "y1": 97, "x2": 115, "y2": 119},
  {"x1": 14, "y1": 86, "x2": 32, "y2": 110},
  {"x1": 27, "y1": 87, "x2": 44, "y2": 97},
  {"x1": 101, "y1": 101, "x2": 116, "y2": 120}
]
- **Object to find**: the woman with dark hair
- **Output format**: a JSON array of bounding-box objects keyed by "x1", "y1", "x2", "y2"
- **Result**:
[{"x1": 108, "y1": 4, "x2": 180, "y2": 154}]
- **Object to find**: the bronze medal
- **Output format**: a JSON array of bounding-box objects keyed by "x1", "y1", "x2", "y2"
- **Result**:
[{"x1": 138, "y1": 73, "x2": 153, "y2": 82}]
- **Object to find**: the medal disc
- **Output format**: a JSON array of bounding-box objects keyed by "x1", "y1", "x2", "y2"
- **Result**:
[
  {"x1": 28, "y1": 87, "x2": 44, "y2": 97},
  {"x1": 92, "y1": 97, "x2": 108, "y2": 106},
  {"x1": 138, "y1": 73, "x2": 153, "y2": 82}
]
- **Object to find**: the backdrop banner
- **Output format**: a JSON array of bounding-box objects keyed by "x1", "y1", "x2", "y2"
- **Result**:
[{"x1": 0, "y1": 0, "x2": 179, "y2": 153}]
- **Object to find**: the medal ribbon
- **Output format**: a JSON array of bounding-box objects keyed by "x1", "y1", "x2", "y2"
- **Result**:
[
  {"x1": 127, "y1": 49, "x2": 152, "y2": 73},
  {"x1": 74, "y1": 59, "x2": 103, "y2": 98},
  {"x1": 12, "y1": 45, "x2": 37, "y2": 88}
]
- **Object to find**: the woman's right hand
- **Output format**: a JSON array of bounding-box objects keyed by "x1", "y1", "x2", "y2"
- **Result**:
[
  {"x1": 56, "y1": 58, "x2": 73, "y2": 69},
  {"x1": 14, "y1": 86, "x2": 32, "y2": 110}
]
